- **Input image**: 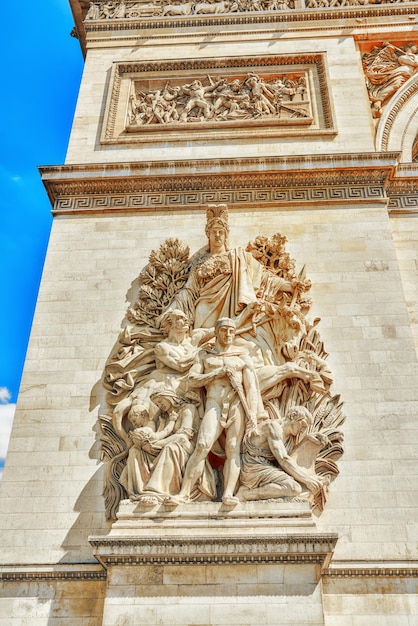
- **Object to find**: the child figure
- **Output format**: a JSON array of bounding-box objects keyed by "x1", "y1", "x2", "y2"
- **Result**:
[
  {"x1": 138, "y1": 389, "x2": 216, "y2": 506},
  {"x1": 120, "y1": 400, "x2": 177, "y2": 500},
  {"x1": 128, "y1": 399, "x2": 177, "y2": 453}
]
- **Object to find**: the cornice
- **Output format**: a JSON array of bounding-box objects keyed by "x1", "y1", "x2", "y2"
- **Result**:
[
  {"x1": 89, "y1": 533, "x2": 338, "y2": 567},
  {"x1": 83, "y1": 7, "x2": 418, "y2": 36},
  {"x1": 70, "y1": 1, "x2": 418, "y2": 55},
  {"x1": 387, "y1": 162, "x2": 418, "y2": 214},
  {"x1": 2, "y1": 558, "x2": 417, "y2": 579},
  {"x1": 0, "y1": 565, "x2": 106, "y2": 582},
  {"x1": 324, "y1": 562, "x2": 418, "y2": 578},
  {"x1": 40, "y1": 152, "x2": 400, "y2": 215}
]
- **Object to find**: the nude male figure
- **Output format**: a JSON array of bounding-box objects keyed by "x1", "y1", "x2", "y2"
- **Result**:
[
  {"x1": 168, "y1": 317, "x2": 261, "y2": 506},
  {"x1": 238, "y1": 406, "x2": 327, "y2": 502}
]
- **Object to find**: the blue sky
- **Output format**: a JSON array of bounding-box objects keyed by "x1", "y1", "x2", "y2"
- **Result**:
[{"x1": 0, "y1": 1, "x2": 83, "y2": 476}]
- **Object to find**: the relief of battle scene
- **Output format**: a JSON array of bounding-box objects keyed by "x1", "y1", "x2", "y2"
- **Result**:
[
  {"x1": 85, "y1": 0, "x2": 295, "y2": 20},
  {"x1": 84, "y1": 0, "x2": 418, "y2": 20},
  {"x1": 126, "y1": 72, "x2": 312, "y2": 129},
  {"x1": 100, "y1": 205, "x2": 344, "y2": 520}
]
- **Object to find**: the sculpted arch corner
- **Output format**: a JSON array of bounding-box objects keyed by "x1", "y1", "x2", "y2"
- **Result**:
[{"x1": 376, "y1": 77, "x2": 418, "y2": 162}]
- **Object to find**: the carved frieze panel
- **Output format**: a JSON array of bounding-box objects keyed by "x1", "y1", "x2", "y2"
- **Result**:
[
  {"x1": 82, "y1": 0, "x2": 418, "y2": 20},
  {"x1": 102, "y1": 55, "x2": 335, "y2": 143}
]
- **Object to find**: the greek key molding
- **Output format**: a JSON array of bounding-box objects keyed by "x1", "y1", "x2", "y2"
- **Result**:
[
  {"x1": 40, "y1": 152, "x2": 399, "y2": 215},
  {"x1": 52, "y1": 186, "x2": 386, "y2": 214},
  {"x1": 388, "y1": 195, "x2": 418, "y2": 213},
  {"x1": 387, "y1": 162, "x2": 418, "y2": 213},
  {"x1": 89, "y1": 533, "x2": 338, "y2": 567}
]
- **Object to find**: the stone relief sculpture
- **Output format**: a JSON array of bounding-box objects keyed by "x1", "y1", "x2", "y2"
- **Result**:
[
  {"x1": 84, "y1": 0, "x2": 296, "y2": 19},
  {"x1": 126, "y1": 73, "x2": 311, "y2": 128},
  {"x1": 362, "y1": 42, "x2": 418, "y2": 118},
  {"x1": 83, "y1": 0, "x2": 417, "y2": 20},
  {"x1": 99, "y1": 205, "x2": 344, "y2": 520}
]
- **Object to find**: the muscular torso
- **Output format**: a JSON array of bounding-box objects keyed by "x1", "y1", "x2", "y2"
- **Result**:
[{"x1": 203, "y1": 351, "x2": 246, "y2": 404}]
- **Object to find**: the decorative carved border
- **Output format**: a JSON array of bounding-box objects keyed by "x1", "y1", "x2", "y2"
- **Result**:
[
  {"x1": 0, "y1": 567, "x2": 106, "y2": 582},
  {"x1": 40, "y1": 152, "x2": 399, "y2": 215},
  {"x1": 377, "y1": 80, "x2": 418, "y2": 153},
  {"x1": 324, "y1": 565, "x2": 418, "y2": 578},
  {"x1": 89, "y1": 533, "x2": 338, "y2": 567},
  {"x1": 3, "y1": 561, "x2": 417, "y2": 579},
  {"x1": 101, "y1": 54, "x2": 334, "y2": 144},
  {"x1": 387, "y1": 163, "x2": 418, "y2": 213},
  {"x1": 70, "y1": 1, "x2": 418, "y2": 59},
  {"x1": 388, "y1": 196, "x2": 418, "y2": 213},
  {"x1": 82, "y1": 6, "x2": 418, "y2": 33},
  {"x1": 51, "y1": 185, "x2": 386, "y2": 214}
]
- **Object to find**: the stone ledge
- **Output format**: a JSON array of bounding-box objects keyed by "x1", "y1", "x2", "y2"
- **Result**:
[
  {"x1": 40, "y1": 152, "x2": 400, "y2": 215},
  {"x1": 115, "y1": 496, "x2": 313, "y2": 522},
  {"x1": 0, "y1": 564, "x2": 106, "y2": 581},
  {"x1": 89, "y1": 532, "x2": 338, "y2": 568},
  {"x1": 324, "y1": 561, "x2": 418, "y2": 578}
]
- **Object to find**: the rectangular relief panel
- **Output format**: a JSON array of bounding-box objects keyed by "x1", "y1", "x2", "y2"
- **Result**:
[{"x1": 101, "y1": 54, "x2": 336, "y2": 144}]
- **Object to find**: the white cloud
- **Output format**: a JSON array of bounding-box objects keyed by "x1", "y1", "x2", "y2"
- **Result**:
[
  {"x1": 0, "y1": 387, "x2": 11, "y2": 403},
  {"x1": 0, "y1": 398, "x2": 16, "y2": 461}
]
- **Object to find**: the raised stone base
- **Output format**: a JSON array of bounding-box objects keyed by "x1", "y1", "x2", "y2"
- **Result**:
[
  {"x1": 90, "y1": 507, "x2": 337, "y2": 626},
  {"x1": 111, "y1": 498, "x2": 315, "y2": 534}
]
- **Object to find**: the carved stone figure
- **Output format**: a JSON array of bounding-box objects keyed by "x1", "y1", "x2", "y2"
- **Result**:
[
  {"x1": 362, "y1": 42, "x2": 418, "y2": 118},
  {"x1": 102, "y1": 2, "x2": 115, "y2": 18},
  {"x1": 99, "y1": 204, "x2": 344, "y2": 519},
  {"x1": 136, "y1": 389, "x2": 216, "y2": 505},
  {"x1": 113, "y1": 0, "x2": 127, "y2": 18},
  {"x1": 84, "y1": 0, "x2": 411, "y2": 21},
  {"x1": 237, "y1": 405, "x2": 327, "y2": 502},
  {"x1": 119, "y1": 400, "x2": 177, "y2": 498},
  {"x1": 125, "y1": 73, "x2": 311, "y2": 129},
  {"x1": 85, "y1": 2, "x2": 101, "y2": 19},
  {"x1": 162, "y1": 1, "x2": 194, "y2": 15},
  {"x1": 167, "y1": 317, "x2": 262, "y2": 506}
]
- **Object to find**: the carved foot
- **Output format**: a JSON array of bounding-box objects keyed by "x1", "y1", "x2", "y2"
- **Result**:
[
  {"x1": 164, "y1": 495, "x2": 189, "y2": 507},
  {"x1": 222, "y1": 494, "x2": 240, "y2": 506},
  {"x1": 139, "y1": 495, "x2": 159, "y2": 507}
]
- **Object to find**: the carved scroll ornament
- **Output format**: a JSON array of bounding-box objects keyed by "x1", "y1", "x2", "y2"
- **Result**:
[{"x1": 99, "y1": 205, "x2": 344, "y2": 519}]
